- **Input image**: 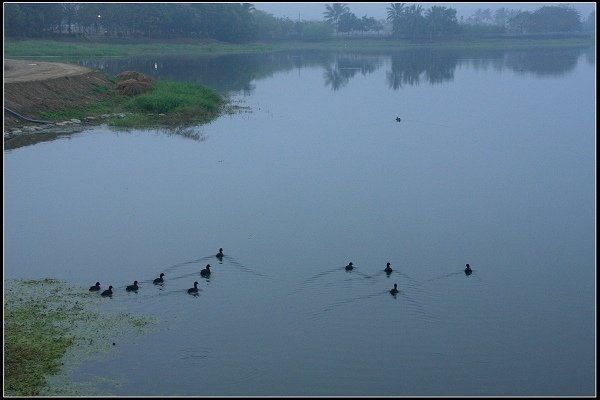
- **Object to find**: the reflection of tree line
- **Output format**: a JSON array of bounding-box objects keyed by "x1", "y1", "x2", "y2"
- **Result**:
[
  {"x1": 386, "y1": 50, "x2": 457, "y2": 89},
  {"x1": 77, "y1": 47, "x2": 590, "y2": 94},
  {"x1": 503, "y1": 48, "x2": 581, "y2": 76},
  {"x1": 323, "y1": 53, "x2": 383, "y2": 91},
  {"x1": 78, "y1": 51, "x2": 333, "y2": 93}
]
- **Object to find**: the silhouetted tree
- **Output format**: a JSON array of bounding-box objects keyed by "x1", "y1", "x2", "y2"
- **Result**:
[
  {"x1": 529, "y1": 5, "x2": 582, "y2": 32},
  {"x1": 324, "y1": 3, "x2": 350, "y2": 32},
  {"x1": 507, "y1": 11, "x2": 532, "y2": 34},
  {"x1": 425, "y1": 6, "x2": 459, "y2": 39},
  {"x1": 337, "y1": 11, "x2": 360, "y2": 34},
  {"x1": 386, "y1": 3, "x2": 405, "y2": 36},
  {"x1": 583, "y1": 10, "x2": 595, "y2": 33}
]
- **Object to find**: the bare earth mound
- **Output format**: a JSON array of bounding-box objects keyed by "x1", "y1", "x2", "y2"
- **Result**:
[{"x1": 4, "y1": 59, "x2": 116, "y2": 129}]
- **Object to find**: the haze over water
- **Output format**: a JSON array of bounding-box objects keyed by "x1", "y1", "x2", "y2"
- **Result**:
[{"x1": 4, "y1": 46, "x2": 596, "y2": 396}]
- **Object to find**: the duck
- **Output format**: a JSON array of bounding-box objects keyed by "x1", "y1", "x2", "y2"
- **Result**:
[
  {"x1": 464, "y1": 263, "x2": 472, "y2": 276},
  {"x1": 384, "y1": 262, "x2": 393, "y2": 273},
  {"x1": 153, "y1": 273, "x2": 165, "y2": 284},
  {"x1": 89, "y1": 282, "x2": 101, "y2": 292},
  {"x1": 101, "y1": 286, "x2": 113, "y2": 297},
  {"x1": 188, "y1": 281, "x2": 199, "y2": 294},
  {"x1": 200, "y1": 264, "x2": 211, "y2": 277},
  {"x1": 126, "y1": 280, "x2": 139, "y2": 291},
  {"x1": 345, "y1": 262, "x2": 354, "y2": 271},
  {"x1": 390, "y1": 283, "x2": 399, "y2": 295},
  {"x1": 396, "y1": 117, "x2": 402, "y2": 122},
  {"x1": 216, "y1": 248, "x2": 224, "y2": 259}
]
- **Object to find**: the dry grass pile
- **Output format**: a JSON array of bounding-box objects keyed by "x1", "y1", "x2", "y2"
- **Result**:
[{"x1": 116, "y1": 71, "x2": 153, "y2": 96}]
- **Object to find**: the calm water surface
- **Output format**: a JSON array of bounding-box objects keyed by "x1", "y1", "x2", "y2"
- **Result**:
[{"x1": 4, "y1": 47, "x2": 596, "y2": 396}]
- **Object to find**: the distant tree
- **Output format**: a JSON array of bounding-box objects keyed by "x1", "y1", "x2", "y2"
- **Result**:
[
  {"x1": 425, "y1": 6, "x2": 459, "y2": 38},
  {"x1": 468, "y1": 8, "x2": 493, "y2": 25},
  {"x1": 253, "y1": 9, "x2": 280, "y2": 40},
  {"x1": 386, "y1": 3, "x2": 405, "y2": 35},
  {"x1": 387, "y1": 3, "x2": 428, "y2": 38},
  {"x1": 507, "y1": 11, "x2": 532, "y2": 34},
  {"x1": 529, "y1": 5, "x2": 582, "y2": 32},
  {"x1": 583, "y1": 10, "x2": 595, "y2": 33},
  {"x1": 62, "y1": 3, "x2": 78, "y2": 34},
  {"x1": 4, "y1": 4, "x2": 27, "y2": 36},
  {"x1": 361, "y1": 15, "x2": 383, "y2": 33},
  {"x1": 191, "y1": 3, "x2": 257, "y2": 42},
  {"x1": 301, "y1": 21, "x2": 333, "y2": 41},
  {"x1": 324, "y1": 3, "x2": 350, "y2": 32},
  {"x1": 337, "y1": 11, "x2": 360, "y2": 34},
  {"x1": 11, "y1": 3, "x2": 62, "y2": 36}
]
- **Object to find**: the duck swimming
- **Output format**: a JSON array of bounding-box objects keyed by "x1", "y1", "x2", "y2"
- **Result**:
[
  {"x1": 200, "y1": 264, "x2": 211, "y2": 277},
  {"x1": 126, "y1": 281, "x2": 139, "y2": 291},
  {"x1": 101, "y1": 286, "x2": 113, "y2": 297},
  {"x1": 345, "y1": 262, "x2": 354, "y2": 271},
  {"x1": 216, "y1": 248, "x2": 224, "y2": 259},
  {"x1": 89, "y1": 282, "x2": 101, "y2": 292},
  {"x1": 464, "y1": 263, "x2": 472, "y2": 276},
  {"x1": 153, "y1": 273, "x2": 165, "y2": 284},
  {"x1": 188, "y1": 281, "x2": 199, "y2": 294},
  {"x1": 384, "y1": 262, "x2": 393, "y2": 273},
  {"x1": 390, "y1": 283, "x2": 399, "y2": 295}
]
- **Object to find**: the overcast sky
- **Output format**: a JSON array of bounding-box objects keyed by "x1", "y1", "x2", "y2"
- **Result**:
[{"x1": 253, "y1": 2, "x2": 596, "y2": 21}]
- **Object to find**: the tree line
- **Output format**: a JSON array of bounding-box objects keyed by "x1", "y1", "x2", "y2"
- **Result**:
[{"x1": 3, "y1": 3, "x2": 594, "y2": 42}]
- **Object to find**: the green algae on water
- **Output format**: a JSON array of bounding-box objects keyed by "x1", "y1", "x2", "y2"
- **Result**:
[{"x1": 3, "y1": 279, "x2": 156, "y2": 396}]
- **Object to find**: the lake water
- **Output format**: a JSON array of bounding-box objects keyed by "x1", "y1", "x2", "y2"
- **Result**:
[{"x1": 4, "y1": 46, "x2": 596, "y2": 396}]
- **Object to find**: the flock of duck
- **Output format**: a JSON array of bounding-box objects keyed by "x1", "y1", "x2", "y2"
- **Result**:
[
  {"x1": 88, "y1": 248, "x2": 224, "y2": 296},
  {"x1": 88, "y1": 247, "x2": 473, "y2": 297},
  {"x1": 345, "y1": 261, "x2": 473, "y2": 296}
]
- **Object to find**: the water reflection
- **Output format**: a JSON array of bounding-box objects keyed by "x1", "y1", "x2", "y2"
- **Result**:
[
  {"x1": 158, "y1": 126, "x2": 206, "y2": 142},
  {"x1": 386, "y1": 50, "x2": 458, "y2": 88},
  {"x1": 4, "y1": 43, "x2": 594, "y2": 394},
  {"x1": 503, "y1": 48, "x2": 582, "y2": 76},
  {"x1": 73, "y1": 46, "x2": 591, "y2": 96}
]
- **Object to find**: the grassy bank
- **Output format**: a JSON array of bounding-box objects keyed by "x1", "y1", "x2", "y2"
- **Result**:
[
  {"x1": 4, "y1": 36, "x2": 594, "y2": 58},
  {"x1": 4, "y1": 279, "x2": 154, "y2": 396},
  {"x1": 40, "y1": 77, "x2": 226, "y2": 129},
  {"x1": 4, "y1": 39, "x2": 279, "y2": 57}
]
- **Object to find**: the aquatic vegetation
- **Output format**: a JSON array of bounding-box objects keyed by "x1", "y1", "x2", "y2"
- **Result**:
[{"x1": 4, "y1": 279, "x2": 155, "y2": 396}]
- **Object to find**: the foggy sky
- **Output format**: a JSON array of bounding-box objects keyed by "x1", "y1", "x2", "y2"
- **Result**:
[{"x1": 253, "y1": 2, "x2": 596, "y2": 21}]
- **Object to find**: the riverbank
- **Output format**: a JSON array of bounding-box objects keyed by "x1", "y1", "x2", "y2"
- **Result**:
[
  {"x1": 4, "y1": 36, "x2": 594, "y2": 59},
  {"x1": 3, "y1": 59, "x2": 227, "y2": 146},
  {"x1": 4, "y1": 59, "x2": 117, "y2": 130}
]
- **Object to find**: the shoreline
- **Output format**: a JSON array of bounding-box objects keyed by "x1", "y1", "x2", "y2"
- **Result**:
[
  {"x1": 5, "y1": 36, "x2": 594, "y2": 59},
  {"x1": 3, "y1": 59, "x2": 226, "y2": 145}
]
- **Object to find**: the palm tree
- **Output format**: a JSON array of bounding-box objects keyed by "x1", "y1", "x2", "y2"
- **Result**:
[
  {"x1": 324, "y1": 3, "x2": 350, "y2": 32},
  {"x1": 387, "y1": 3, "x2": 404, "y2": 36},
  {"x1": 386, "y1": 3, "x2": 405, "y2": 23},
  {"x1": 404, "y1": 4, "x2": 424, "y2": 37}
]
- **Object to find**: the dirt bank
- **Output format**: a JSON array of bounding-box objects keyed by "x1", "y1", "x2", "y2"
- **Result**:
[{"x1": 4, "y1": 59, "x2": 115, "y2": 130}]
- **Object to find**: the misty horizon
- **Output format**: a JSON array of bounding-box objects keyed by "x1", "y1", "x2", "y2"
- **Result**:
[{"x1": 253, "y1": 2, "x2": 596, "y2": 22}]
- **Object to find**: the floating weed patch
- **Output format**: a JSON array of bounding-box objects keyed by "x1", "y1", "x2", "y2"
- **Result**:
[{"x1": 4, "y1": 279, "x2": 156, "y2": 396}]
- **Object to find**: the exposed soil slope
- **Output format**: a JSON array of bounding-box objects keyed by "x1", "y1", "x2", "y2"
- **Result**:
[{"x1": 4, "y1": 59, "x2": 115, "y2": 129}]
